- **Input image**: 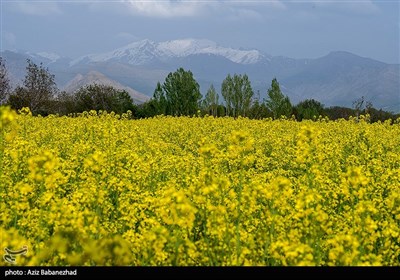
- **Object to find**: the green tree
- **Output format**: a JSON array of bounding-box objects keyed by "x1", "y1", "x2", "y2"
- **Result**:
[
  {"x1": 163, "y1": 67, "x2": 201, "y2": 116},
  {"x1": 201, "y1": 84, "x2": 219, "y2": 116},
  {"x1": 152, "y1": 81, "x2": 167, "y2": 115},
  {"x1": 0, "y1": 57, "x2": 11, "y2": 105},
  {"x1": 368, "y1": 107, "x2": 398, "y2": 123},
  {"x1": 74, "y1": 84, "x2": 135, "y2": 114},
  {"x1": 8, "y1": 59, "x2": 58, "y2": 115},
  {"x1": 221, "y1": 73, "x2": 254, "y2": 117},
  {"x1": 55, "y1": 91, "x2": 76, "y2": 116},
  {"x1": 265, "y1": 78, "x2": 292, "y2": 119},
  {"x1": 294, "y1": 99, "x2": 325, "y2": 121},
  {"x1": 248, "y1": 99, "x2": 271, "y2": 119},
  {"x1": 135, "y1": 99, "x2": 161, "y2": 118},
  {"x1": 221, "y1": 74, "x2": 233, "y2": 116},
  {"x1": 324, "y1": 106, "x2": 355, "y2": 120}
]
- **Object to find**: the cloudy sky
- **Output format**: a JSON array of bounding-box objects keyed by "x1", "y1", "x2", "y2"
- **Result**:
[{"x1": 1, "y1": 0, "x2": 399, "y2": 64}]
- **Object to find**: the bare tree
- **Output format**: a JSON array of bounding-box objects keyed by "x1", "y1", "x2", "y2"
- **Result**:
[
  {"x1": 0, "y1": 57, "x2": 11, "y2": 105},
  {"x1": 9, "y1": 59, "x2": 58, "y2": 115},
  {"x1": 352, "y1": 96, "x2": 373, "y2": 120}
]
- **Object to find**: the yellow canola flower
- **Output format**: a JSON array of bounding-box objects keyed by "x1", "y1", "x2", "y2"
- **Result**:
[{"x1": 1, "y1": 110, "x2": 399, "y2": 266}]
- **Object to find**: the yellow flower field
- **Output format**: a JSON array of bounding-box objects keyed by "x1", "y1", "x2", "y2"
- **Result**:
[{"x1": 1, "y1": 106, "x2": 399, "y2": 266}]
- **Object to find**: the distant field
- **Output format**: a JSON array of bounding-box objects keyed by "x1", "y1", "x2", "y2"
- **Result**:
[{"x1": 1, "y1": 107, "x2": 399, "y2": 266}]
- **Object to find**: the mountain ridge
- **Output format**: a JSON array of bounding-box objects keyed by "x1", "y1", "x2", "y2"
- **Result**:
[
  {"x1": 64, "y1": 71, "x2": 150, "y2": 104},
  {"x1": 1, "y1": 39, "x2": 399, "y2": 112},
  {"x1": 70, "y1": 38, "x2": 267, "y2": 66}
]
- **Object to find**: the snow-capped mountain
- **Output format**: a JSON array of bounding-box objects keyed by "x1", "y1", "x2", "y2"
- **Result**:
[
  {"x1": 25, "y1": 51, "x2": 62, "y2": 64},
  {"x1": 35, "y1": 52, "x2": 61, "y2": 62},
  {"x1": 70, "y1": 39, "x2": 267, "y2": 66},
  {"x1": 2, "y1": 41, "x2": 399, "y2": 112},
  {"x1": 157, "y1": 39, "x2": 266, "y2": 64}
]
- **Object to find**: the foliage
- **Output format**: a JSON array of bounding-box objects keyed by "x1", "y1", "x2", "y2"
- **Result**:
[
  {"x1": 266, "y1": 78, "x2": 292, "y2": 119},
  {"x1": 324, "y1": 106, "x2": 356, "y2": 120},
  {"x1": 221, "y1": 74, "x2": 254, "y2": 117},
  {"x1": 73, "y1": 84, "x2": 135, "y2": 115},
  {"x1": 55, "y1": 91, "x2": 77, "y2": 116},
  {"x1": 247, "y1": 99, "x2": 271, "y2": 119},
  {"x1": 8, "y1": 59, "x2": 58, "y2": 115},
  {"x1": 201, "y1": 84, "x2": 219, "y2": 117},
  {"x1": 151, "y1": 81, "x2": 167, "y2": 116},
  {"x1": 162, "y1": 67, "x2": 202, "y2": 116},
  {"x1": 294, "y1": 99, "x2": 325, "y2": 121},
  {"x1": 3, "y1": 58, "x2": 398, "y2": 121}
]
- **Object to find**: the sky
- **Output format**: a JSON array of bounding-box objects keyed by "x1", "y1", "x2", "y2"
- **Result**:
[{"x1": 1, "y1": 0, "x2": 399, "y2": 64}]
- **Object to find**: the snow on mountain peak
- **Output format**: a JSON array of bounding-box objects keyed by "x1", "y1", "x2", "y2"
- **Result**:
[
  {"x1": 158, "y1": 39, "x2": 217, "y2": 56},
  {"x1": 25, "y1": 51, "x2": 61, "y2": 63},
  {"x1": 156, "y1": 38, "x2": 264, "y2": 64},
  {"x1": 70, "y1": 38, "x2": 265, "y2": 66},
  {"x1": 36, "y1": 52, "x2": 61, "y2": 62},
  {"x1": 70, "y1": 39, "x2": 160, "y2": 66}
]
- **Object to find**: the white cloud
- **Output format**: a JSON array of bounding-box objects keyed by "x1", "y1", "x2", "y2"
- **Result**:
[
  {"x1": 230, "y1": 0, "x2": 286, "y2": 10},
  {"x1": 269, "y1": 0, "x2": 286, "y2": 10},
  {"x1": 224, "y1": 0, "x2": 286, "y2": 20},
  {"x1": 122, "y1": 0, "x2": 286, "y2": 18},
  {"x1": 123, "y1": 0, "x2": 207, "y2": 18},
  {"x1": 15, "y1": 2, "x2": 62, "y2": 16},
  {"x1": 224, "y1": 7, "x2": 264, "y2": 22}
]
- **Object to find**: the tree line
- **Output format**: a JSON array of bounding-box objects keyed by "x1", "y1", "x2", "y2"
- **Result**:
[{"x1": 0, "y1": 57, "x2": 398, "y2": 122}]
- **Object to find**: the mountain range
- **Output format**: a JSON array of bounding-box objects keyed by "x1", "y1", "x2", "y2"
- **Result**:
[{"x1": 2, "y1": 38, "x2": 399, "y2": 112}]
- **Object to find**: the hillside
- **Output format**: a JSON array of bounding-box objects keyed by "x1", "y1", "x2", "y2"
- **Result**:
[{"x1": 1, "y1": 39, "x2": 399, "y2": 112}]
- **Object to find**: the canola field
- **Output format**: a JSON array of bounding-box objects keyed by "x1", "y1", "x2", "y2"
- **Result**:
[{"x1": 1, "y1": 106, "x2": 399, "y2": 266}]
